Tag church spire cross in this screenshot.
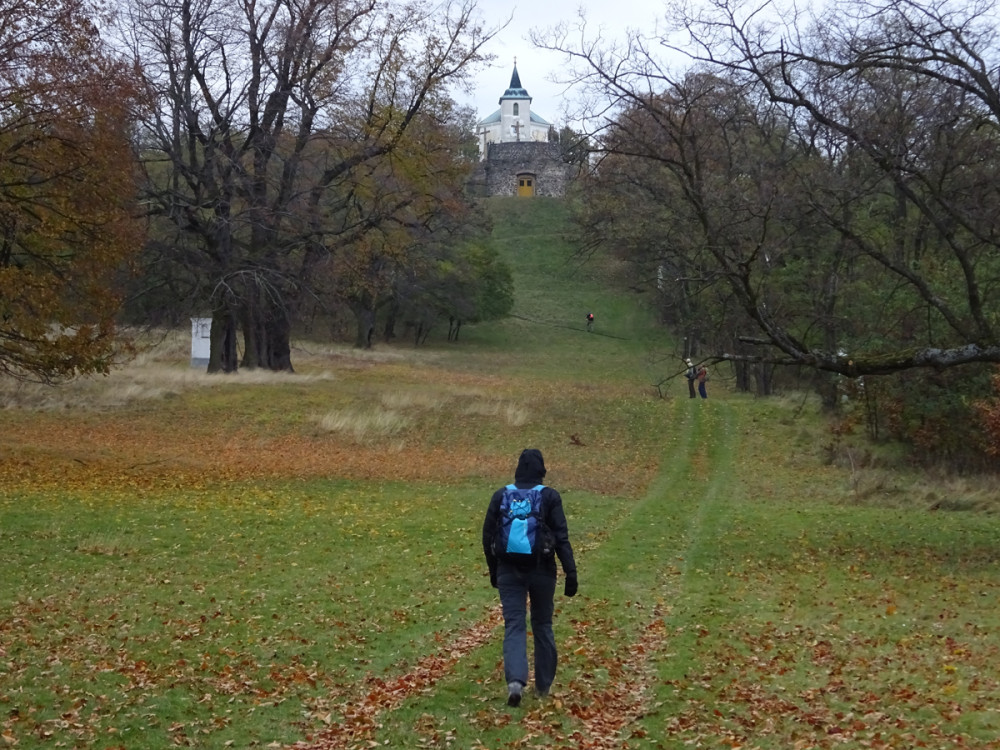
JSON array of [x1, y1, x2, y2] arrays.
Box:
[[509, 61, 523, 90]]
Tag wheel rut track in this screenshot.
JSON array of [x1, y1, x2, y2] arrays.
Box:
[[288, 401, 738, 749]]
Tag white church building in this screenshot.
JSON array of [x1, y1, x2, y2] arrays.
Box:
[[472, 64, 575, 197], [476, 63, 553, 158]]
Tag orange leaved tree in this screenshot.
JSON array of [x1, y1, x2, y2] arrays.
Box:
[[0, 0, 145, 382]]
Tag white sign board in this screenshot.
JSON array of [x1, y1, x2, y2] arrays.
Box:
[[190, 318, 211, 367]]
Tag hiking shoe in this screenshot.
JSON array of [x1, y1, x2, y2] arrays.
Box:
[[506, 681, 523, 707]]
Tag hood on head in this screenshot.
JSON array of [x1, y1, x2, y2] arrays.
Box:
[[514, 448, 547, 483]]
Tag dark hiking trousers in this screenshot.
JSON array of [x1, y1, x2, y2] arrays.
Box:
[[497, 563, 558, 694]]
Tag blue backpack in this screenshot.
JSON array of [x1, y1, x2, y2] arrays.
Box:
[[494, 484, 554, 561]]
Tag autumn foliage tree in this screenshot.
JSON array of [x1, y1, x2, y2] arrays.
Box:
[[974, 369, 1000, 458], [0, 0, 144, 382], [314, 100, 494, 348]]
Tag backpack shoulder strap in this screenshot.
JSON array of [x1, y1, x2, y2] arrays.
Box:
[[529, 485, 547, 515]]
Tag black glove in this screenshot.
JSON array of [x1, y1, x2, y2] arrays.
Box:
[[564, 574, 578, 598], [489, 567, 498, 589]]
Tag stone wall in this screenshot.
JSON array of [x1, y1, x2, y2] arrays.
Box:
[[483, 141, 573, 197]]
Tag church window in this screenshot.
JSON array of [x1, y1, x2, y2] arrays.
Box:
[[513, 103, 519, 116]]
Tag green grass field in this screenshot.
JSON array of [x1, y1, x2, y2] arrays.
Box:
[[3, 197, 1000, 749]]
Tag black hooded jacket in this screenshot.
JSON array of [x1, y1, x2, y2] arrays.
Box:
[[482, 449, 577, 579]]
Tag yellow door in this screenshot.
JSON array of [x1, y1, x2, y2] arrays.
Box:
[[517, 176, 535, 197]]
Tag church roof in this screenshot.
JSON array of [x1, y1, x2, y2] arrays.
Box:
[[477, 109, 551, 127], [475, 64, 553, 128], [500, 63, 531, 102]]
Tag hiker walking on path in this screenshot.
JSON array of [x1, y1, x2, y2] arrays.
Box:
[[586, 312, 594, 332], [482, 448, 578, 707], [697, 364, 709, 399]]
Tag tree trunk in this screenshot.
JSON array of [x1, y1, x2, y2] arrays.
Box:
[[753, 362, 774, 397], [733, 359, 751, 393], [240, 301, 262, 370], [382, 299, 399, 342], [208, 304, 239, 373], [353, 305, 376, 349], [265, 312, 294, 371]]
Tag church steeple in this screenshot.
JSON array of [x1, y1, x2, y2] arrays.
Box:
[[475, 60, 553, 159], [510, 64, 522, 90], [500, 62, 530, 104]]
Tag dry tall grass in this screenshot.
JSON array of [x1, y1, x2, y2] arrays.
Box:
[[0, 329, 421, 410]]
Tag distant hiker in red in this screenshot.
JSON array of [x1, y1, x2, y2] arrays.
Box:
[[586, 312, 594, 332], [697, 365, 708, 399], [483, 449, 577, 707]]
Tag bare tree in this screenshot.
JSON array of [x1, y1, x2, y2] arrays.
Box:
[[537, 0, 1000, 377], [121, 0, 499, 370]]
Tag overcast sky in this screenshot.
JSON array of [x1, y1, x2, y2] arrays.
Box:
[[457, 0, 673, 127]]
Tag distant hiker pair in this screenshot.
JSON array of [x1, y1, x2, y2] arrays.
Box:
[[685, 358, 708, 399]]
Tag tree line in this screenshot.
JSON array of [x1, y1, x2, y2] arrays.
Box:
[[1, 0, 514, 379], [4, 0, 1000, 465], [533, 0, 1000, 468]]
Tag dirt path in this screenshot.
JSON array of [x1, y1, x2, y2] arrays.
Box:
[[288, 607, 503, 750], [549, 400, 738, 749], [280, 399, 738, 749]]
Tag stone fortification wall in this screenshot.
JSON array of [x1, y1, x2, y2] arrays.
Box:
[[484, 142, 572, 197]]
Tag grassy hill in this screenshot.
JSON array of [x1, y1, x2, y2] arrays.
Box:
[[440, 197, 665, 384], [2, 198, 1000, 749]]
